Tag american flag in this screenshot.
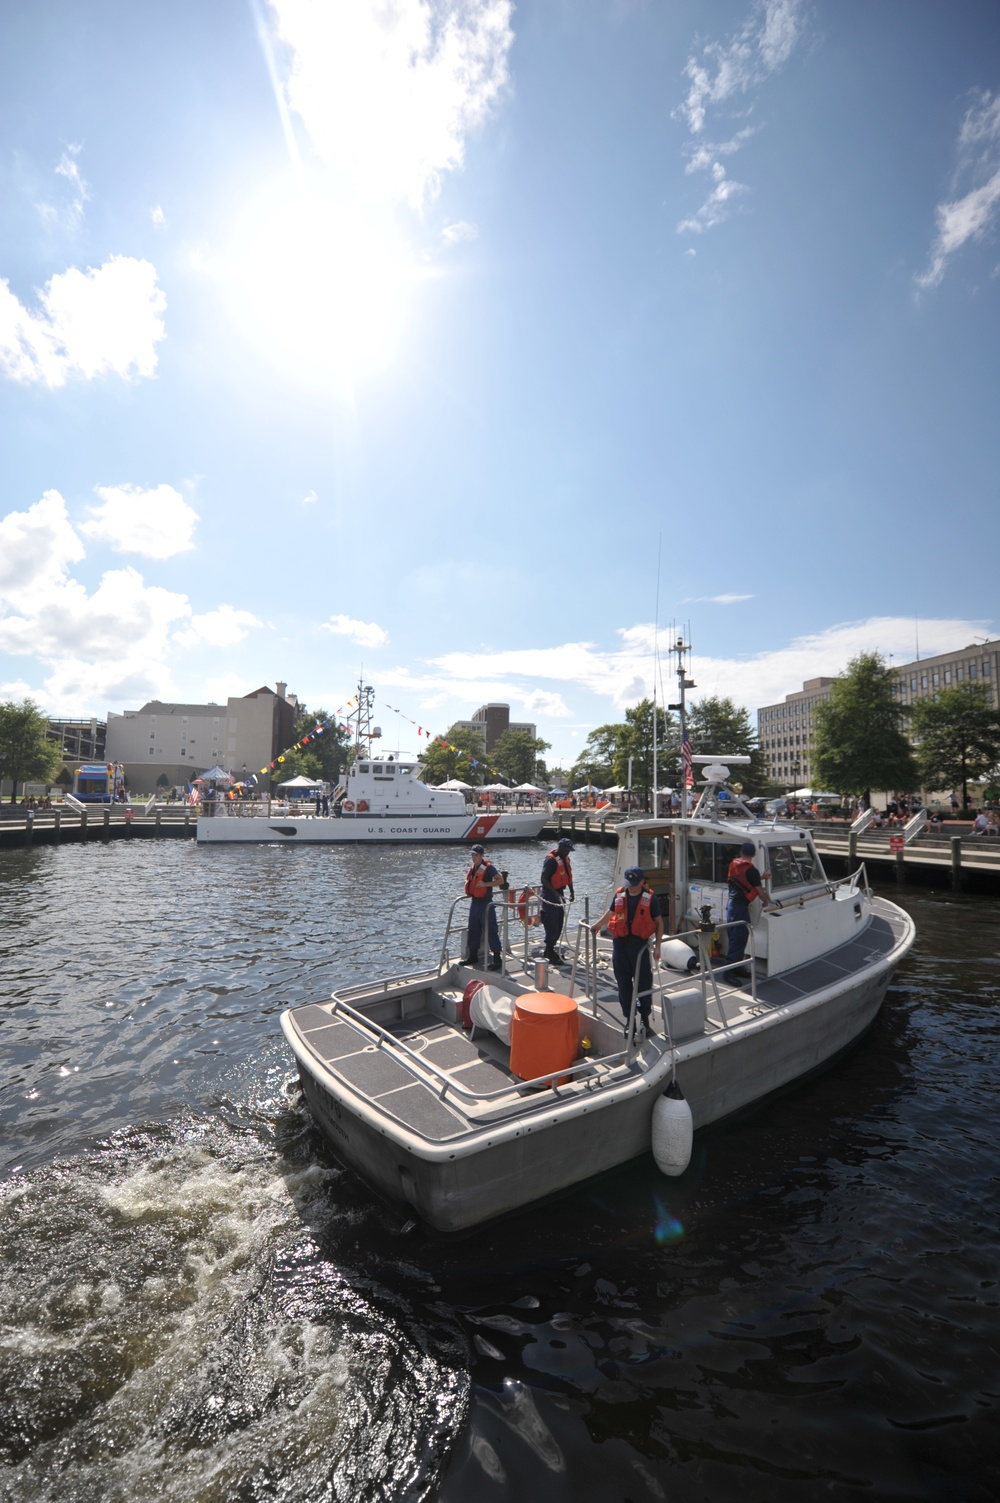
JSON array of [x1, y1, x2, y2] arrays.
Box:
[[682, 733, 693, 788]]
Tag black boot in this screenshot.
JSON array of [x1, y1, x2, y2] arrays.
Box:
[[487, 955, 503, 972]]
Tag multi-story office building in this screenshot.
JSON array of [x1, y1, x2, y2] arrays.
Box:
[[758, 637, 1000, 788], [450, 703, 537, 754], [757, 678, 837, 787], [106, 682, 298, 792], [891, 638, 998, 708]]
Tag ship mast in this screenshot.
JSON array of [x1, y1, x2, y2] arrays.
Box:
[[668, 634, 696, 816], [351, 680, 379, 759]]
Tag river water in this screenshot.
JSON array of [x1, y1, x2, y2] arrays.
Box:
[[1, 839, 998, 1502]]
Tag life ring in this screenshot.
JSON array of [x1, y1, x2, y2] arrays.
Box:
[[343, 800, 355, 812], [517, 887, 539, 925], [357, 799, 369, 813]]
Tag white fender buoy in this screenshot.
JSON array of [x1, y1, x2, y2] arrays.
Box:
[[652, 1081, 693, 1176], [662, 938, 698, 973]]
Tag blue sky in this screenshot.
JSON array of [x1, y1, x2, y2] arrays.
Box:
[[1, 0, 997, 767]]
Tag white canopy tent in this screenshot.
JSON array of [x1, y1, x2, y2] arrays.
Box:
[[437, 778, 472, 791], [513, 782, 545, 794], [278, 775, 325, 789]]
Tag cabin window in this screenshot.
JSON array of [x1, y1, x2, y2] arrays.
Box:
[[686, 840, 716, 882], [768, 842, 824, 889], [687, 840, 746, 883], [359, 764, 369, 774], [372, 764, 383, 773], [638, 834, 666, 872]]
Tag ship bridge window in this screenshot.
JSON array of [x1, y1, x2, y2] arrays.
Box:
[[358, 764, 369, 774], [687, 840, 745, 883], [372, 764, 383, 773], [768, 842, 825, 890], [637, 833, 671, 898]]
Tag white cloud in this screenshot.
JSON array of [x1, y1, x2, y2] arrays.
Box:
[[0, 490, 86, 611], [520, 689, 571, 719], [678, 0, 803, 133], [697, 593, 754, 604], [0, 491, 256, 714], [174, 606, 261, 650], [324, 613, 389, 648], [269, 0, 514, 211], [677, 172, 749, 234], [377, 615, 993, 729], [302, 489, 318, 504], [675, 0, 803, 235], [0, 256, 166, 387], [151, 204, 166, 228], [80, 484, 199, 559], [441, 220, 478, 245], [36, 145, 90, 233], [918, 167, 1000, 290], [918, 90, 1000, 289]]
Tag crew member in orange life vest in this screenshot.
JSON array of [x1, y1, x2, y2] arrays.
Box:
[[591, 866, 664, 1034], [725, 840, 769, 968], [540, 837, 575, 964], [464, 843, 504, 971]]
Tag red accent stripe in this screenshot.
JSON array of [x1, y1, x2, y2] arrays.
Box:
[[464, 814, 499, 839]]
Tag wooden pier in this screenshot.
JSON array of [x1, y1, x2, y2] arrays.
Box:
[[0, 805, 197, 847]]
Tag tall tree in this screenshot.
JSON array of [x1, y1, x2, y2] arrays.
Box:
[[813, 652, 918, 802], [417, 726, 486, 785], [265, 706, 352, 787], [571, 700, 678, 801], [909, 682, 1000, 810], [570, 723, 623, 789], [0, 700, 62, 803], [492, 729, 550, 785], [687, 695, 770, 795]]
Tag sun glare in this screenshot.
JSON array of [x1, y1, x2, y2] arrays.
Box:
[[225, 179, 417, 397]]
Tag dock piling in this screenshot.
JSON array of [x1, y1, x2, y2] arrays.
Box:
[[951, 836, 963, 892]]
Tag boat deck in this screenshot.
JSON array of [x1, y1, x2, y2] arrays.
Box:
[[287, 900, 909, 1147]]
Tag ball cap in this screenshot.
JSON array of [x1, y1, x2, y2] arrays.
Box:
[[740, 841, 756, 855], [471, 843, 485, 854], [623, 866, 644, 883], [557, 837, 574, 850]]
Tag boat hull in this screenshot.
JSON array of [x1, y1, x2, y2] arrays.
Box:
[[290, 945, 900, 1232], [198, 811, 548, 844]]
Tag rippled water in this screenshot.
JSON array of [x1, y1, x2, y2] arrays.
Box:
[[1, 841, 998, 1501]]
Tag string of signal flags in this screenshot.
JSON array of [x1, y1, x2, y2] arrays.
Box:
[[233, 693, 510, 788]]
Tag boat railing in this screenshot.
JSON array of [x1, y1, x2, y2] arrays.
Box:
[[324, 993, 641, 1115], [437, 887, 570, 976]]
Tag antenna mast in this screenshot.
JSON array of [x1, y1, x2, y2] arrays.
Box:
[[668, 634, 696, 815], [352, 679, 378, 758]]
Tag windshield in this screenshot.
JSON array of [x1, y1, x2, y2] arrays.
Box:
[[767, 841, 825, 890]]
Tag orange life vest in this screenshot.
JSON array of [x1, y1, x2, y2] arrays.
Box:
[[465, 861, 492, 900], [727, 856, 760, 902], [546, 850, 573, 890], [608, 886, 656, 939]]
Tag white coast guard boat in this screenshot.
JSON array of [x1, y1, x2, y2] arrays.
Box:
[[196, 756, 547, 845], [280, 759, 915, 1231], [198, 684, 548, 845]]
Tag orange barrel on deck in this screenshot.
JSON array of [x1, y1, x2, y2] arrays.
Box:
[[509, 992, 579, 1087]]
